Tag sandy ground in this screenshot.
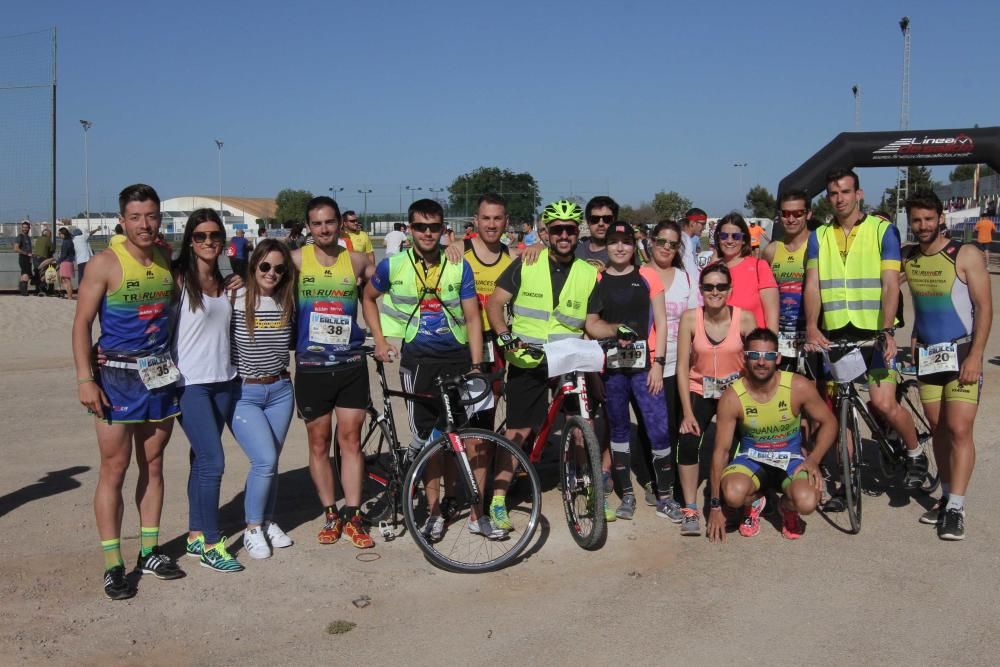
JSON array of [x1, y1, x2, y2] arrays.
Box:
[[1, 283, 1000, 667]]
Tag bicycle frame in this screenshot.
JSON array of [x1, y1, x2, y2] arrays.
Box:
[[529, 371, 592, 464]]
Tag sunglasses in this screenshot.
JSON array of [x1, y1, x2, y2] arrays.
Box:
[[653, 238, 681, 249], [548, 224, 579, 237], [700, 283, 731, 293], [588, 214, 614, 224], [745, 350, 779, 361], [192, 231, 225, 243], [781, 209, 807, 219], [718, 231, 744, 241], [258, 262, 287, 276], [411, 223, 443, 233]]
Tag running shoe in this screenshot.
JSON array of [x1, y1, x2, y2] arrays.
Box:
[[243, 527, 271, 560], [263, 521, 293, 548], [680, 508, 701, 536], [317, 510, 343, 544], [604, 496, 617, 523], [903, 453, 930, 490], [185, 534, 205, 559], [103, 565, 134, 601], [919, 497, 947, 525], [779, 503, 805, 540], [615, 493, 637, 520], [467, 515, 508, 540], [137, 546, 185, 579], [200, 539, 245, 573], [820, 492, 847, 513], [489, 498, 513, 531], [643, 482, 657, 507], [938, 508, 966, 541], [739, 496, 767, 538], [420, 514, 446, 542], [655, 497, 684, 523], [343, 513, 375, 549]]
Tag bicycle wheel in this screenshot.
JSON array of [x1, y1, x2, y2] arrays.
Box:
[[402, 428, 541, 573], [839, 399, 863, 534], [334, 418, 397, 524], [897, 379, 939, 494], [560, 416, 606, 550]]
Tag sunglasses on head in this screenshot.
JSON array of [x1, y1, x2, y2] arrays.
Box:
[[410, 223, 442, 233], [653, 238, 681, 249], [699, 282, 731, 293], [258, 261, 287, 275], [547, 224, 579, 237], [718, 231, 744, 241], [781, 209, 807, 219], [745, 350, 779, 361], [192, 231, 225, 243], [588, 214, 614, 224]]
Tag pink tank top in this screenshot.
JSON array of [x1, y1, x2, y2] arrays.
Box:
[[688, 306, 745, 398]]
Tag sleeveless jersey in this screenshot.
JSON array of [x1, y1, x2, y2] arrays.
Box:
[[689, 306, 745, 397], [295, 245, 365, 369], [903, 240, 974, 345], [98, 244, 174, 354], [463, 239, 511, 331], [733, 371, 802, 456], [770, 240, 806, 334]]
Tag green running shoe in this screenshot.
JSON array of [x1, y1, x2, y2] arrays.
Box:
[[604, 496, 617, 522], [199, 539, 245, 573], [185, 534, 205, 559], [490, 498, 513, 531]]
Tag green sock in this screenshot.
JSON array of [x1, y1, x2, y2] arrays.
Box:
[[491, 494, 505, 506], [102, 538, 123, 570], [140, 526, 159, 557]]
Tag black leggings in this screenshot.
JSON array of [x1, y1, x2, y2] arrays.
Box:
[[677, 392, 718, 466]]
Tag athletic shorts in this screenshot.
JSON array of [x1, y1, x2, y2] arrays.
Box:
[[722, 456, 808, 492], [294, 362, 369, 421], [975, 241, 989, 251], [399, 358, 489, 441], [18, 254, 32, 277], [505, 363, 604, 431], [95, 364, 180, 424], [918, 374, 982, 405]]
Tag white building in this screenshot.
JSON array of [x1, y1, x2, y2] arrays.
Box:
[[68, 196, 277, 239]]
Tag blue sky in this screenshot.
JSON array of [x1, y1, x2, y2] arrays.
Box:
[[3, 0, 998, 222]]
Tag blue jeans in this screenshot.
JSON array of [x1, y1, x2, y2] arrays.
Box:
[[230, 378, 294, 526], [179, 381, 236, 544]]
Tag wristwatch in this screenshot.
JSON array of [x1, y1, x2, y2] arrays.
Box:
[[709, 497, 721, 510], [653, 356, 666, 365]]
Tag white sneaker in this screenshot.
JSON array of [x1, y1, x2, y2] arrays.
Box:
[[420, 514, 446, 542], [264, 521, 293, 548], [467, 515, 508, 541], [243, 527, 271, 559]]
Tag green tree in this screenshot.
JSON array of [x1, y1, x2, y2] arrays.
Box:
[[274, 189, 314, 226], [811, 196, 834, 224], [949, 164, 995, 182], [744, 185, 776, 219], [882, 165, 939, 218], [651, 190, 692, 221], [448, 167, 541, 223], [619, 202, 658, 226]]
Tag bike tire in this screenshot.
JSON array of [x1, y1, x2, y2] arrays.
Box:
[[402, 428, 541, 573], [839, 399, 863, 534], [897, 378, 939, 494], [560, 416, 606, 550], [334, 418, 398, 525]]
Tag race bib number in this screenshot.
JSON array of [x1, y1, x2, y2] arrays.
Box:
[[918, 342, 959, 376], [309, 312, 351, 346], [778, 333, 798, 358], [606, 341, 647, 370], [703, 372, 740, 399], [136, 353, 179, 390], [746, 447, 796, 471]]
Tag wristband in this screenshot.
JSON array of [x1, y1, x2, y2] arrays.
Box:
[[78, 377, 96, 385], [471, 362, 487, 372], [653, 356, 666, 365]]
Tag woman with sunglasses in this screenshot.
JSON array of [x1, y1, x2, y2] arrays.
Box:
[[229, 240, 297, 559], [674, 263, 757, 536], [172, 209, 243, 572], [710, 213, 778, 332]]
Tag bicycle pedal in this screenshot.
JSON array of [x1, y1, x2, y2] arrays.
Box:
[[378, 521, 396, 541]]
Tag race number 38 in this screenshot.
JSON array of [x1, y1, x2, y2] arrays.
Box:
[[309, 312, 351, 346]]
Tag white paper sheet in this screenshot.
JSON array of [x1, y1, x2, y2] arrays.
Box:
[[542, 339, 605, 378]]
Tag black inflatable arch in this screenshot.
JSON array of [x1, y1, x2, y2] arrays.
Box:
[[777, 126, 1000, 200]]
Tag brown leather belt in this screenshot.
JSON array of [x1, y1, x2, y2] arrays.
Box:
[[241, 371, 290, 385]]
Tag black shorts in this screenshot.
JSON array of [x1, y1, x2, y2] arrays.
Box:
[[18, 255, 32, 277], [399, 358, 487, 441], [505, 364, 551, 430], [294, 362, 369, 421]]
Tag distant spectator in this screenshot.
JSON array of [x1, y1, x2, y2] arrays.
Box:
[[72, 224, 94, 283], [463, 223, 477, 240], [110, 223, 126, 247], [285, 223, 305, 249], [16, 220, 33, 296], [228, 228, 250, 278], [340, 210, 375, 263], [975, 215, 995, 266], [383, 222, 408, 256], [57, 227, 76, 299], [522, 222, 538, 246], [32, 228, 55, 295]]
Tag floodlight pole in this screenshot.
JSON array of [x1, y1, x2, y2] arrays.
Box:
[[358, 188, 372, 228], [80, 120, 93, 229], [734, 162, 748, 211], [215, 139, 224, 218]]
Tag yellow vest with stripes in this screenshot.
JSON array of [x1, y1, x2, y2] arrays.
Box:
[[816, 216, 887, 331], [378, 250, 468, 344]]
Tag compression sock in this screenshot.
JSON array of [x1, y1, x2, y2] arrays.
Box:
[[945, 495, 966, 513], [941, 483, 951, 498], [139, 526, 159, 557], [102, 538, 123, 570], [611, 446, 633, 496], [490, 494, 505, 508], [652, 455, 676, 498]]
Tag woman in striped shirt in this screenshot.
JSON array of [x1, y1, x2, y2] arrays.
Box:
[[230, 239, 298, 559]]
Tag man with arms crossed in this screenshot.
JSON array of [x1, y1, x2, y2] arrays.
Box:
[[72, 184, 184, 600], [903, 191, 992, 540]]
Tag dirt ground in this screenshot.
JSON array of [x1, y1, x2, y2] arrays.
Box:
[[1, 281, 999, 666]]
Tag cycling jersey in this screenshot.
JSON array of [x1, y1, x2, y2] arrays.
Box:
[[903, 240, 973, 346], [463, 238, 511, 332], [770, 240, 807, 335], [98, 243, 173, 355], [295, 246, 365, 369]]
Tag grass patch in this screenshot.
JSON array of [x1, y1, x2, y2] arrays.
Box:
[[326, 620, 356, 635]]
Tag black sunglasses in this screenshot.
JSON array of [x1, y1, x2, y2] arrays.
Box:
[[548, 224, 579, 237], [718, 231, 744, 241], [192, 231, 225, 243], [700, 283, 731, 293], [653, 238, 681, 249], [588, 214, 614, 224], [411, 223, 443, 233], [258, 262, 287, 276]]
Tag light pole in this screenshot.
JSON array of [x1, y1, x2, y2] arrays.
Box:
[[358, 188, 372, 229], [733, 162, 748, 211], [852, 84, 861, 129], [405, 185, 422, 204], [329, 186, 344, 202], [215, 139, 224, 218], [428, 187, 445, 212], [80, 120, 92, 229]]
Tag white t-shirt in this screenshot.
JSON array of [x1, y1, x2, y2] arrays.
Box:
[[384, 230, 407, 256], [660, 268, 700, 378], [173, 289, 237, 386], [73, 231, 93, 264], [681, 232, 702, 279]]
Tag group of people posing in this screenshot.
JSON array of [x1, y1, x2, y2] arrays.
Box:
[[72, 168, 991, 601]]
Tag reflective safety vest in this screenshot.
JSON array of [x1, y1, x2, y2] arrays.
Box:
[[816, 216, 888, 331], [378, 250, 468, 344], [508, 250, 598, 368]]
